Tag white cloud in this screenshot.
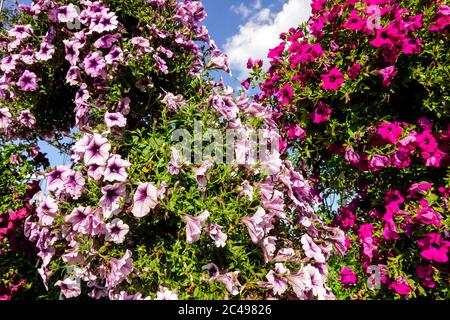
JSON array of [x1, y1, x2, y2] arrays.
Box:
[[230, 0, 264, 19], [224, 0, 312, 80]]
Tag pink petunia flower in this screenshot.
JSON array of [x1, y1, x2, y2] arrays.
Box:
[[310, 101, 332, 124], [83, 51, 107, 78], [265, 263, 289, 296], [192, 160, 213, 190], [56, 4, 79, 23], [104, 112, 127, 128], [84, 134, 111, 166], [18, 70, 38, 91], [155, 287, 178, 300], [416, 265, 435, 289], [131, 182, 159, 218], [343, 10, 366, 31], [161, 92, 186, 113], [181, 210, 210, 244], [389, 277, 413, 295], [100, 183, 125, 218], [105, 218, 129, 244], [19, 110, 36, 128], [207, 223, 227, 247], [301, 234, 326, 263], [55, 278, 81, 299]]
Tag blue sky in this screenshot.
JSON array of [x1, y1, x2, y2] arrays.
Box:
[[3, 0, 312, 166]]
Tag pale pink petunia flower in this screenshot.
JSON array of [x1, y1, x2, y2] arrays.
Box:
[[103, 155, 131, 182], [181, 210, 210, 244], [99, 183, 125, 218], [155, 286, 178, 300], [84, 134, 111, 166], [105, 112, 127, 128], [301, 234, 326, 263], [55, 277, 81, 299], [207, 223, 227, 247], [105, 218, 129, 244], [192, 160, 213, 190], [56, 4, 79, 23], [131, 182, 159, 218]]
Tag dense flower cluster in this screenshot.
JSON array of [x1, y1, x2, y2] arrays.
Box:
[[0, 0, 346, 300], [248, 0, 449, 299]]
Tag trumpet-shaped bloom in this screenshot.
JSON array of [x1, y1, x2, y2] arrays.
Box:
[[103, 155, 130, 182], [131, 182, 159, 218], [182, 210, 210, 244], [105, 218, 129, 244], [207, 223, 227, 247], [84, 134, 111, 166], [55, 278, 81, 299], [18, 70, 38, 91]]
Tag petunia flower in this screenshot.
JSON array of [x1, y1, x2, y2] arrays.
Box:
[[339, 267, 358, 287], [93, 34, 119, 49], [181, 210, 210, 244], [84, 51, 107, 78], [418, 233, 449, 263], [310, 101, 332, 124], [131, 182, 159, 218], [301, 234, 326, 263], [84, 134, 111, 166], [377, 66, 397, 87], [215, 271, 240, 296], [168, 147, 184, 175], [61, 169, 85, 199], [104, 112, 127, 128], [37, 196, 59, 226], [56, 4, 79, 23], [161, 92, 186, 113], [55, 277, 81, 299], [8, 24, 33, 40], [389, 277, 413, 295], [19, 110, 36, 128], [207, 223, 227, 247], [105, 46, 123, 64], [192, 160, 213, 190], [18, 70, 38, 91], [155, 287, 178, 300], [265, 263, 289, 296], [107, 250, 133, 287], [415, 130, 438, 153], [105, 218, 129, 244], [1, 55, 18, 73], [416, 265, 435, 289], [99, 183, 125, 218], [343, 10, 365, 31], [377, 122, 402, 144], [241, 207, 273, 244], [0, 107, 12, 129], [321, 68, 344, 90], [47, 165, 70, 193]]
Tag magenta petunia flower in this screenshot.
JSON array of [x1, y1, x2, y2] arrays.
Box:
[[416, 265, 435, 289], [83, 51, 107, 78], [339, 267, 358, 287], [377, 66, 397, 87], [423, 148, 446, 168], [418, 233, 450, 263], [402, 37, 423, 55], [415, 130, 438, 153], [105, 218, 129, 244], [321, 68, 344, 90], [207, 223, 227, 247], [181, 210, 209, 244], [84, 134, 111, 166], [55, 278, 81, 299], [131, 182, 159, 218], [389, 277, 413, 295], [369, 154, 390, 171], [310, 101, 332, 124], [342, 10, 365, 31], [377, 122, 403, 144], [18, 70, 38, 91], [301, 234, 326, 263], [99, 183, 125, 218], [346, 63, 361, 80]]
